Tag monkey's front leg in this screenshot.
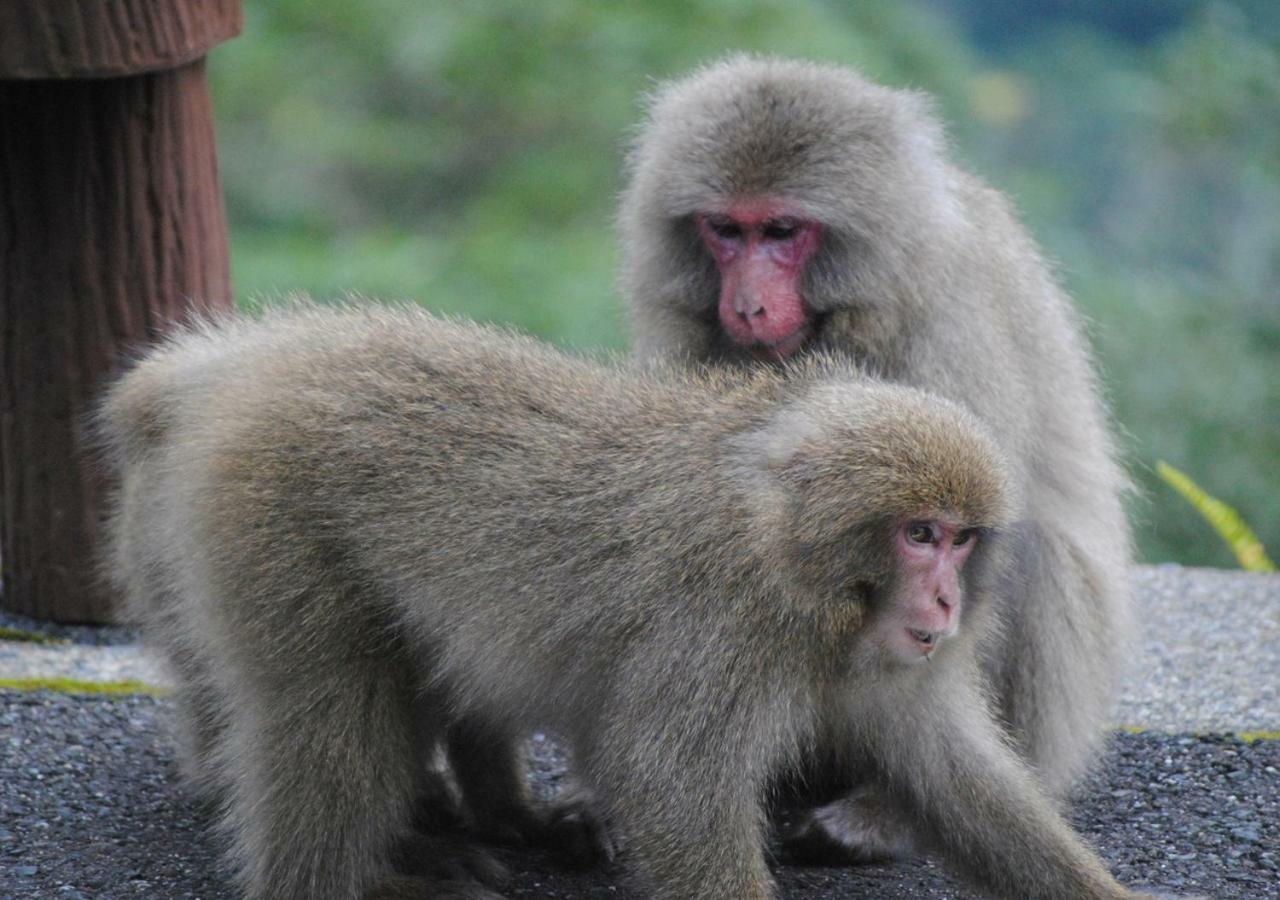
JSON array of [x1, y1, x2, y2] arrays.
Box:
[[590, 689, 787, 900], [861, 677, 1150, 900]]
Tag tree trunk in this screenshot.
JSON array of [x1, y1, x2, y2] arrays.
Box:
[[0, 1, 241, 622]]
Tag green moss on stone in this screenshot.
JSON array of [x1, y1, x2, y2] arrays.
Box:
[[0, 677, 166, 696], [0, 626, 68, 644]]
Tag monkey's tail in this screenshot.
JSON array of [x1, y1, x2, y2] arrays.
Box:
[[94, 360, 176, 467], [93, 305, 246, 466]]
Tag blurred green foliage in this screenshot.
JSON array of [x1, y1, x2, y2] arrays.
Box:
[[208, 0, 1279, 567]]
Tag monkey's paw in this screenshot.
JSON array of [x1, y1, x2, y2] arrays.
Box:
[[392, 832, 509, 888], [779, 785, 916, 866]]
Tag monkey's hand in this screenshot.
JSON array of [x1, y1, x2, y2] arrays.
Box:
[[779, 783, 915, 866]]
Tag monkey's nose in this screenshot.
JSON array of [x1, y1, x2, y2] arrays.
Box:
[[734, 294, 766, 318]]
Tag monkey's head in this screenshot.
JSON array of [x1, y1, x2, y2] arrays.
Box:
[[622, 54, 959, 366], [738, 376, 1010, 666]]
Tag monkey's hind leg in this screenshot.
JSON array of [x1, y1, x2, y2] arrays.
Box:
[[446, 717, 616, 867], [447, 715, 542, 845], [167, 671, 230, 802], [127, 573, 230, 801], [218, 655, 503, 900]]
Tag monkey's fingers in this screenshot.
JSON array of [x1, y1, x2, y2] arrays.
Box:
[[363, 874, 507, 900]]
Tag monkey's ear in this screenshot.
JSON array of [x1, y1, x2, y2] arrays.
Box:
[[727, 419, 814, 565], [740, 405, 825, 486], [725, 412, 820, 552]]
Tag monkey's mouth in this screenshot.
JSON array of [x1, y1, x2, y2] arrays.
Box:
[[745, 309, 830, 364], [907, 628, 938, 650], [749, 324, 812, 363]]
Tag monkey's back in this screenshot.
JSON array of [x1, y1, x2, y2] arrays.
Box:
[[100, 302, 800, 721]]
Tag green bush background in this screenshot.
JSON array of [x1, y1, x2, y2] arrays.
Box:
[[209, 0, 1279, 567]]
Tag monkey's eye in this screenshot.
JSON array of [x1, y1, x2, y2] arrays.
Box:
[[953, 529, 975, 546], [762, 219, 798, 240], [906, 521, 937, 545], [706, 216, 743, 240]]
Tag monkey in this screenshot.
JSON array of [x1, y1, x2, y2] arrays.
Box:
[[618, 54, 1134, 862], [95, 301, 1156, 900]]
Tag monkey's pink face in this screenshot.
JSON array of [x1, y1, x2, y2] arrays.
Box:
[[883, 518, 977, 664], [696, 200, 822, 362]]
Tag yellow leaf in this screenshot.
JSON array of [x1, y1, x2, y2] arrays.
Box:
[[1156, 461, 1276, 572]]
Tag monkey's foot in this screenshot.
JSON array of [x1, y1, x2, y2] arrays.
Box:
[[779, 786, 916, 866], [392, 832, 509, 888], [465, 788, 617, 870], [412, 769, 470, 834], [543, 793, 619, 868], [364, 874, 507, 900]]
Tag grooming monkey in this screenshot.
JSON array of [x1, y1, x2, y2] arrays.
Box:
[[619, 55, 1133, 860], [99, 303, 1153, 899]]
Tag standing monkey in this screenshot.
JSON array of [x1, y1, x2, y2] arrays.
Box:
[[98, 303, 1155, 899], [619, 55, 1133, 860]]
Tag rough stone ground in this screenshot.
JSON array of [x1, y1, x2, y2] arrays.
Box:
[[1, 565, 1277, 898]]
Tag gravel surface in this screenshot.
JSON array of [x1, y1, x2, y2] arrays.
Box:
[[1120, 566, 1278, 734], [1, 692, 1275, 899]]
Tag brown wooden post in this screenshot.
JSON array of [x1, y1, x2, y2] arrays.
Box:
[[0, 0, 242, 622]]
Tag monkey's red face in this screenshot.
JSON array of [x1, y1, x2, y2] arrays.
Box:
[[883, 517, 977, 664], [696, 200, 822, 362]]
